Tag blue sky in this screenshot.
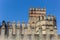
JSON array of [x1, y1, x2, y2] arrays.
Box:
[[0, 0, 60, 34]]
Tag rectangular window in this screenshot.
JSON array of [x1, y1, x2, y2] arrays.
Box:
[[39, 16, 40, 20], [42, 16, 44, 20]]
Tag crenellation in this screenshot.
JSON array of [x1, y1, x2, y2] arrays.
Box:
[[22, 21, 25, 34], [0, 8, 59, 40], [47, 15, 51, 20], [17, 21, 20, 29], [12, 21, 17, 36]]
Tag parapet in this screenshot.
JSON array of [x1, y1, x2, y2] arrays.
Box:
[[47, 15, 56, 21], [29, 8, 46, 12], [29, 8, 46, 17]]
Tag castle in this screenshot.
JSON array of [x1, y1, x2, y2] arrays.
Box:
[[0, 8, 60, 40]]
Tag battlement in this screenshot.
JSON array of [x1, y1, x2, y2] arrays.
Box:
[[0, 8, 59, 40], [29, 8, 46, 17], [47, 15, 56, 21], [29, 8, 46, 12]]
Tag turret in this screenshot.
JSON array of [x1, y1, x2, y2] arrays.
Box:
[[17, 21, 20, 29], [51, 16, 56, 26], [2, 20, 8, 35], [2, 20, 6, 28], [27, 23, 31, 34], [12, 21, 16, 36], [22, 21, 25, 34], [27, 23, 30, 31], [47, 15, 51, 20], [7, 21, 10, 29], [22, 21, 25, 29], [7, 21, 10, 36], [51, 16, 57, 35]]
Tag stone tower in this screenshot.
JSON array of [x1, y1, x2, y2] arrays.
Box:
[[29, 8, 57, 40]]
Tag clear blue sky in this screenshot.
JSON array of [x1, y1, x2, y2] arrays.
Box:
[[0, 0, 60, 34]]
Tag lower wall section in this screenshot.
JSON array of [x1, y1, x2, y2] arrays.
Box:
[[0, 34, 59, 40], [0, 29, 59, 40]]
